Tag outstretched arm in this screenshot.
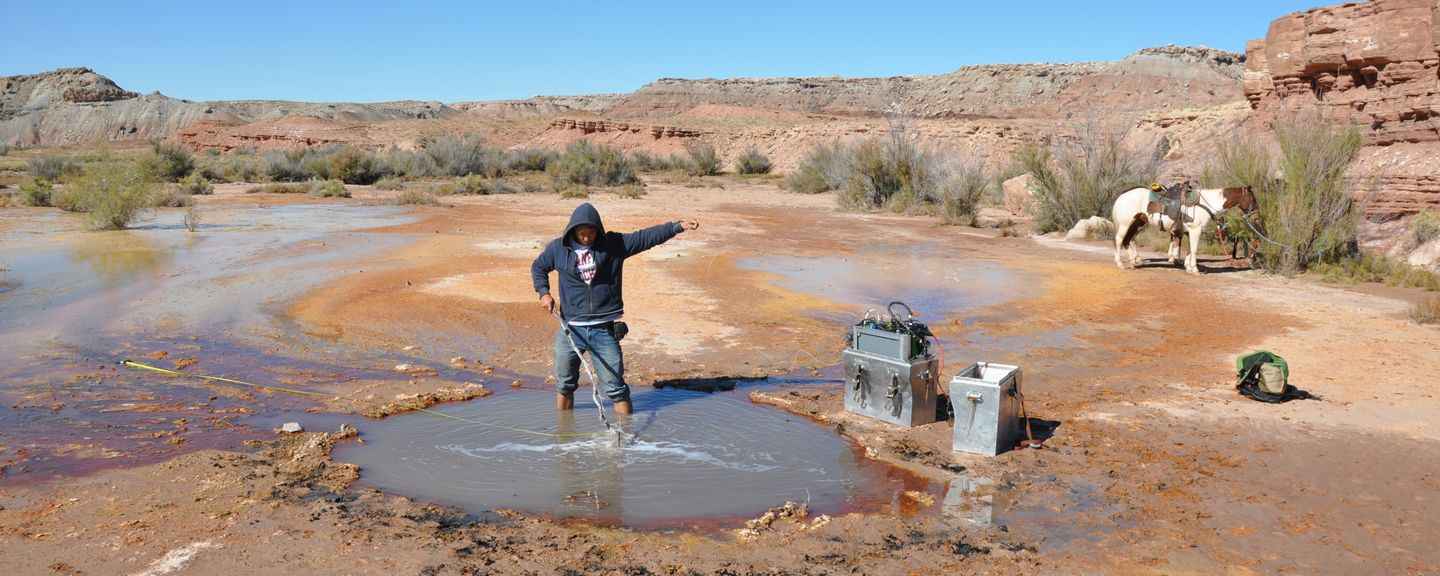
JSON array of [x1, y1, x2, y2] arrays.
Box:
[[620, 219, 699, 256]]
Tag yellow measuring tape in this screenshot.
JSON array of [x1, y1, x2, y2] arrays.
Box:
[[119, 360, 596, 439]]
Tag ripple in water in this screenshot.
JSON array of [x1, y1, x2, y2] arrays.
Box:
[[334, 388, 925, 527]]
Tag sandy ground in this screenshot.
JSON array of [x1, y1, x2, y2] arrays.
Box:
[[2, 177, 1439, 575]]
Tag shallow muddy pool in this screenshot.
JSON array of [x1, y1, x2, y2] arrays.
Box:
[[737, 248, 1035, 319], [0, 204, 426, 482], [333, 388, 932, 527]]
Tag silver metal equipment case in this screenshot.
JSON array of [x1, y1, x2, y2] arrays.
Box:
[[843, 348, 939, 427], [950, 362, 1021, 456]]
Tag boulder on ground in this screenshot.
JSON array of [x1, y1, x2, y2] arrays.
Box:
[[1002, 174, 1034, 216], [1066, 216, 1114, 241]]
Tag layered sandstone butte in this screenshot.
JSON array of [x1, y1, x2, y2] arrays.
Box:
[[607, 46, 1245, 121], [1245, 0, 1440, 218]]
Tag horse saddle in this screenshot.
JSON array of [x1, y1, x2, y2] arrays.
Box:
[[1146, 182, 1195, 228]]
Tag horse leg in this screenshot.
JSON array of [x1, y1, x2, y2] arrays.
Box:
[[1186, 226, 1201, 274], [1113, 222, 1127, 269], [1166, 231, 1180, 265]]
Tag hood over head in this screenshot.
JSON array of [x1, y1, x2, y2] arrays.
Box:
[[564, 202, 605, 242]]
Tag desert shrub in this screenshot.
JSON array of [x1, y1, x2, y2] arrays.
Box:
[[246, 182, 311, 194], [618, 183, 647, 199], [424, 133, 507, 177], [559, 184, 590, 199], [27, 156, 80, 181], [1016, 125, 1162, 234], [326, 145, 382, 184], [1410, 296, 1440, 324], [546, 140, 638, 187], [373, 176, 405, 191], [183, 205, 202, 232], [0, 144, 9, 156], [631, 150, 688, 172], [508, 147, 557, 172], [19, 177, 54, 207], [153, 188, 194, 208], [438, 175, 514, 195], [1313, 253, 1440, 290], [178, 172, 214, 195], [686, 144, 722, 176], [141, 139, 196, 182], [309, 179, 350, 198], [1412, 209, 1439, 248], [391, 188, 438, 205], [1236, 115, 1369, 274], [937, 156, 993, 226], [837, 130, 943, 210], [203, 152, 264, 183], [783, 140, 847, 194], [265, 149, 311, 182], [734, 147, 772, 175], [55, 157, 157, 230]]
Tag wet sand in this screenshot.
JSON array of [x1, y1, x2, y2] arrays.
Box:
[[2, 179, 1438, 574]]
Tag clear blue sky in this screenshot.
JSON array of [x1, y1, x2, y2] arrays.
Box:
[[9, 0, 1325, 103]]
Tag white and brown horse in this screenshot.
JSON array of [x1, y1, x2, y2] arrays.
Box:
[[1111, 185, 1257, 274]]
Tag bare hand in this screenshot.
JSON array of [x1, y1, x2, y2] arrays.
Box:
[[680, 219, 699, 231], [539, 294, 555, 314]]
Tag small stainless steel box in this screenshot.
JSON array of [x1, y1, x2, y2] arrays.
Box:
[[949, 363, 1021, 456], [842, 349, 939, 428]]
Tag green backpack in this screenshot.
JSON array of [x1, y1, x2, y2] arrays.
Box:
[[1235, 351, 1314, 403]]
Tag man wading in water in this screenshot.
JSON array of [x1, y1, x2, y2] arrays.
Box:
[[532, 203, 699, 414]]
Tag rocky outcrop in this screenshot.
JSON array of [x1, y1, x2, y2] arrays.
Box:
[[1244, 0, 1440, 227], [0, 68, 458, 148], [605, 47, 1245, 121], [530, 119, 706, 157]]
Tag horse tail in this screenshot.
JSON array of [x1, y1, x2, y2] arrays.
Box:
[[1121, 214, 1148, 249]]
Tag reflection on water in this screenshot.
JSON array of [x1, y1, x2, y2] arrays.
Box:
[[944, 476, 1005, 526], [67, 232, 168, 288], [335, 388, 928, 527]]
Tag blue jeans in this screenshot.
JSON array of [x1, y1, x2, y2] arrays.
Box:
[[554, 323, 628, 402]]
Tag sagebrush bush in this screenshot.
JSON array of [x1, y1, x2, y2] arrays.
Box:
[[546, 140, 638, 187], [783, 140, 847, 194], [631, 151, 686, 172], [439, 175, 513, 195], [508, 147, 557, 172], [0, 144, 10, 156], [391, 188, 438, 205], [183, 205, 202, 232], [1412, 209, 1439, 248], [265, 149, 310, 182], [1017, 125, 1162, 234], [937, 156, 992, 226], [559, 184, 590, 199], [735, 147, 773, 175], [153, 188, 194, 208], [1410, 296, 1440, 324], [1314, 253, 1440, 290], [27, 156, 79, 181], [326, 145, 381, 184], [246, 182, 313, 194], [686, 144, 722, 176], [19, 177, 53, 207], [309, 179, 350, 198], [373, 176, 405, 191], [141, 139, 196, 182], [178, 172, 214, 195], [55, 157, 157, 230], [618, 183, 647, 199], [424, 133, 506, 178]]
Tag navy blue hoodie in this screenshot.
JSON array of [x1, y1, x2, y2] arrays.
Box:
[[531, 203, 684, 323]]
